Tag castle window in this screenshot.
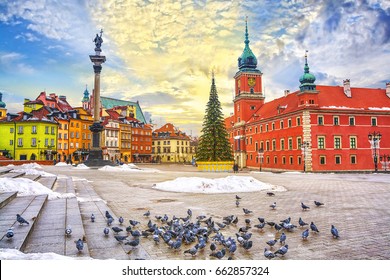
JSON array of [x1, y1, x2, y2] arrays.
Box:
[[318, 136, 325, 149], [334, 136, 342, 149], [371, 117, 377, 126], [296, 117, 301, 126], [320, 156, 326, 165], [288, 119, 292, 128], [349, 116, 355, 126], [333, 116, 339, 126], [318, 116, 324, 125], [250, 88, 254, 94], [349, 136, 357, 149], [335, 155, 341, 164], [350, 155, 357, 164]]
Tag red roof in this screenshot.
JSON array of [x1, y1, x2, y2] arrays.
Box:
[[244, 85, 389, 125]]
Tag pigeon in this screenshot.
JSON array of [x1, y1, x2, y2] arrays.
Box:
[[310, 222, 319, 233], [210, 242, 217, 252], [125, 238, 140, 247], [129, 220, 140, 227], [187, 209, 192, 217], [228, 242, 237, 254], [106, 217, 114, 226], [243, 208, 253, 215], [210, 248, 226, 259], [266, 192, 275, 196], [302, 229, 309, 240], [266, 239, 278, 247], [254, 222, 265, 231], [242, 240, 253, 250], [170, 238, 182, 250], [65, 226, 72, 237], [258, 217, 265, 223], [6, 228, 14, 239], [184, 245, 198, 257], [114, 235, 128, 242], [266, 221, 275, 227], [143, 210, 151, 217], [152, 233, 160, 244], [105, 210, 113, 220], [299, 217, 308, 227], [76, 238, 84, 252], [314, 201, 324, 207], [274, 244, 288, 256], [235, 195, 242, 200], [279, 232, 287, 244], [235, 200, 240, 207], [111, 226, 123, 234], [301, 202, 310, 211], [130, 230, 141, 238], [103, 227, 110, 236], [274, 223, 282, 231], [118, 216, 124, 225], [280, 217, 291, 224], [232, 216, 239, 225], [264, 248, 276, 259], [16, 214, 29, 225], [91, 213, 95, 222], [270, 202, 276, 210], [331, 225, 339, 238]]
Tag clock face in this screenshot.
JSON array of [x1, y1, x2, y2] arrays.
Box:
[[248, 77, 256, 87]]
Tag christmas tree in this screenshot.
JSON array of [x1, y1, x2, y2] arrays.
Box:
[[196, 73, 233, 161]]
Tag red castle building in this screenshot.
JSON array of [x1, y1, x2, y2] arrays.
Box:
[[226, 22, 390, 172]]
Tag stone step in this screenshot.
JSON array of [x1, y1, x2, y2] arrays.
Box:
[[23, 197, 90, 258], [0, 194, 48, 251], [0, 166, 12, 175], [36, 176, 57, 190], [0, 172, 25, 178], [0, 192, 18, 209], [23, 176, 90, 258], [21, 174, 41, 181]]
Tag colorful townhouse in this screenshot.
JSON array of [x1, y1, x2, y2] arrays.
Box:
[[152, 123, 194, 163], [0, 107, 58, 161]]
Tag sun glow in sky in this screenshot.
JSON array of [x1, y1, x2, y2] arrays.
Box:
[[0, 0, 389, 136]]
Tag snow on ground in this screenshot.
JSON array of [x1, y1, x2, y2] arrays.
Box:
[[0, 178, 75, 200], [73, 163, 90, 169], [98, 164, 160, 173], [0, 248, 92, 260], [8, 163, 55, 177], [153, 175, 285, 193]]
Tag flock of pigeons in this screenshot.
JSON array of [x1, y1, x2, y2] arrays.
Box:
[[9, 193, 340, 260]]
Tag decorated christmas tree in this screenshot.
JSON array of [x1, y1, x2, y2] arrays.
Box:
[[196, 73, 233, 162]]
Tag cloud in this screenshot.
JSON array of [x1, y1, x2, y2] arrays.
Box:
[[0, 52, 35, 74]]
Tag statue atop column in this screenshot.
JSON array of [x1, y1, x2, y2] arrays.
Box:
[[93, 29, 103, 53]]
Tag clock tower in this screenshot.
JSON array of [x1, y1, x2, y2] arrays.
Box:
[[233, 18, 264, 124]]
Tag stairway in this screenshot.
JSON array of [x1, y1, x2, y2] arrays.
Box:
[[0, 167, 149, 260]]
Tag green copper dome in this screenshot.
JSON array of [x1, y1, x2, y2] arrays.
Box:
[[0, 92, 6, 108], [238, 19, 258, 71], [82, 87, 90, 102], [299, 52, 316, 91]]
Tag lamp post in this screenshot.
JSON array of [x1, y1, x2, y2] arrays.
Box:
[[301, 141, 310, 173], [380, 154, 390, 171], [258, 148, 264, 172], [368, 131, 381, 172]]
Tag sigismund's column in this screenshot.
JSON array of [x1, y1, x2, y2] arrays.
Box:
[[85, 29, 111, 167]]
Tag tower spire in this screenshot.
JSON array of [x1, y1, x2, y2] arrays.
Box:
[[299, 50, 316, 91], [238, 17, 258, 71]]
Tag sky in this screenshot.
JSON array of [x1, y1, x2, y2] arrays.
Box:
[[0, 0, 389, 136]]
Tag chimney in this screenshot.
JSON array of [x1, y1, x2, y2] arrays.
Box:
[[386, 82, 390, 98], [284, 90, 290, 97], [49, 93, 56, 99], [343, 79, 351, 98], [59, 95, 67, 101]]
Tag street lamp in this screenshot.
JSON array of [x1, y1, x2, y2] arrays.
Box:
[[368, 131, 381, 172], [380, 154, 390, 171], [258, 148, 264, 172], [301, 141, 310, 173]]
